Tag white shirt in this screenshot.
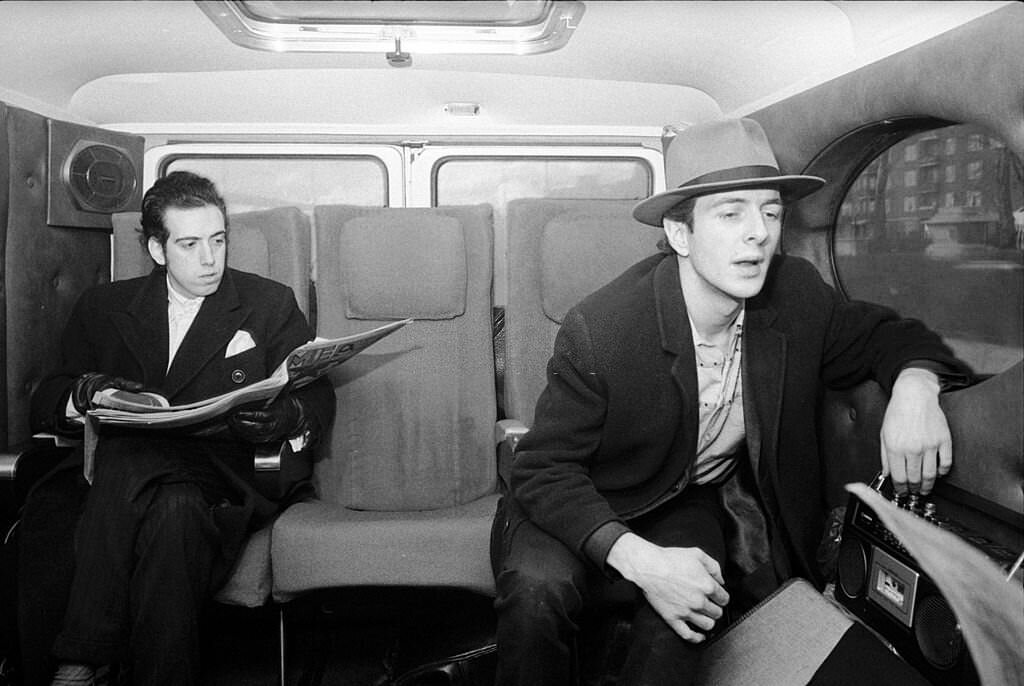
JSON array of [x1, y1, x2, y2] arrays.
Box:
[[166, 279, 205, 370]]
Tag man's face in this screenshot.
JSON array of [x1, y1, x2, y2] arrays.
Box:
[[665, 188, 782, 304], [147, 205, 227, 299]]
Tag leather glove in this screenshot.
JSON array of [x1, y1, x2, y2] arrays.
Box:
[[226, 394, 305, 444], [70, 372, 146, 414]]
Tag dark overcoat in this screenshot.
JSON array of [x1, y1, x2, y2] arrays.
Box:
[[508, 252, 964, 586], [32, 266, 333, 444], [18, 267, 335, 684]]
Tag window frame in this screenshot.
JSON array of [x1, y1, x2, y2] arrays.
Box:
[[408, 144, 663, 304], [144, 143, 405, 207]]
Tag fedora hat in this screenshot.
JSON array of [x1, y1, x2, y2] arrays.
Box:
[[633, 118, 825, 226]]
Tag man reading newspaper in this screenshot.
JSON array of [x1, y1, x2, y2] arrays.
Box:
[[20, 172, 336, 686]]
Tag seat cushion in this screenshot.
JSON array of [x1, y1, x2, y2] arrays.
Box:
[[270, 493, 500, 599], [213, 524, 273, 608]]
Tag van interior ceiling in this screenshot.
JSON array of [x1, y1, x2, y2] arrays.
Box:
[[0, 1, 1015, 134]]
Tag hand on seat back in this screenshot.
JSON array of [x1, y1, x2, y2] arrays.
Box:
[[227, 394, 305, 444], [70, 372, 145, 413]]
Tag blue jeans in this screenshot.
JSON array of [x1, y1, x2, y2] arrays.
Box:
[[491, 485, 727, 686]]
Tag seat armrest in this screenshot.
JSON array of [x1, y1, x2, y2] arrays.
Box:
[[495, 419, 529, 492], [1, 437, 76, 518], [0, 452, 17, 481], [254, 445, 282, 473], [495, 418, 529, 451], [1, 435, 69, 481]]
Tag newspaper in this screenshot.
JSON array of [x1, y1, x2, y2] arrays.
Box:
[[87, 318, 410, 429]]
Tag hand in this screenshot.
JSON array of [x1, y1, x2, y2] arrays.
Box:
[[880, 368, 952, 495], [70, 372, 145, 413], [227, 395, 304, 444], [606, 533, 729, 643]]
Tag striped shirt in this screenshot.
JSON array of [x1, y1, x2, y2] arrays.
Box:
[[691, 309, 745, 484]]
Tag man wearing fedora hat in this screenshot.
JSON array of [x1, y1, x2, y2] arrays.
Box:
[[490, 118, 968, 685]]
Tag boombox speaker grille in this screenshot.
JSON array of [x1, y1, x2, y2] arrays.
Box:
[[837, 537, 868, 598], [914, 594, 964, 669]]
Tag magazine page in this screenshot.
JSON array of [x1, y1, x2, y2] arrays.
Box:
[[90, 388, 171, 412], [88, 318, 410, 429], [285, 318, 411, 390]]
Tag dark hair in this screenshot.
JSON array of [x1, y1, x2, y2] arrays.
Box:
[[139, 171, 229, 249], [657, 195, 697, 254]]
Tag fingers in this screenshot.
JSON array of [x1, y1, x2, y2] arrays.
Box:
[[232, 409, 274, 423], [658, 598, 720, 643], [883, 440, 952, 495], [659, 576, 729, 643], [937, 436, 953, 476], [668, 618, 708, 644], [699, 551, 725, 585], [112, 377, 146, 392]]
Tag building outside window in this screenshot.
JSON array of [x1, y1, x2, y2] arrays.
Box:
[[834, 123, 1023, 374]]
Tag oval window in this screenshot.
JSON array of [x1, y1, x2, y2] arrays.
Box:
[[834, 124, 1024, 375]]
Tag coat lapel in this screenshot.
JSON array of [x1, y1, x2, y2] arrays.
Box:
[[743, 297, 786, 487], [653, 257, 699, 459], [112, 269, 170, 387], [163, 270, 251, 399]]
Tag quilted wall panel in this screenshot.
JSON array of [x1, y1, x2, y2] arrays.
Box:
[[3, 106, 111, 448]]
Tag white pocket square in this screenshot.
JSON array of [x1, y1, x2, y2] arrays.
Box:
[[225, 330, 256, 357]]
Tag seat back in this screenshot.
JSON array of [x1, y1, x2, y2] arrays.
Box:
[[504, 198, 663, 425], [111, 206, 312, 317], [313, 204, 496, 511]]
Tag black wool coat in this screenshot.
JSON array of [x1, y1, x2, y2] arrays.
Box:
[[31, 266, 335, 505], [508, 252, 965, 586]]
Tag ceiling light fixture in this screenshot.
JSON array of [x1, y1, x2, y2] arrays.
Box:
[[197, 1, 585, 58]]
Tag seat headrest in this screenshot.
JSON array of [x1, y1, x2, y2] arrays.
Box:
[[540, 211, 662, 323], [337, 213, 468, 320]]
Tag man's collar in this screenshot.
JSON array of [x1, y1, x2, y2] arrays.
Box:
[[689, 308, 745, 348], [166, 276, 205, 310]]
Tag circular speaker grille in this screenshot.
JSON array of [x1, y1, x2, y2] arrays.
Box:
[[65, 144, 137, 213], [915, 594, 963, 669], [837, 538, 868, 598]]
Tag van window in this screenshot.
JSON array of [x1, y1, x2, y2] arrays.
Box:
[[433, 157, 651, 205], [164, 156, 390, 213], [430, 154, 654, 303], [834, 123, 1024, 374]]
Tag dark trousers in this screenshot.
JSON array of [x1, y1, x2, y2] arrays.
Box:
[[19, 435, 259, 686], [491, 486, 727, 686]]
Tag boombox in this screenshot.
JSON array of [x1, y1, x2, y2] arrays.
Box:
[[835, 474, 1022, 685]]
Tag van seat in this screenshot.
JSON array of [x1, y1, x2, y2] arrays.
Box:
[[504, 198, 663, 425], [272, 204, 498, 599]]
